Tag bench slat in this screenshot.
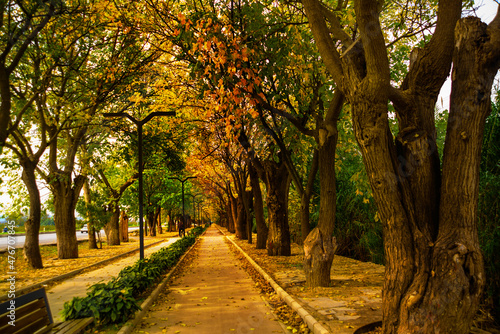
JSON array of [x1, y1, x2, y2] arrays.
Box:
[[0, 288, 93, 334], [52, 318, 94, 334]]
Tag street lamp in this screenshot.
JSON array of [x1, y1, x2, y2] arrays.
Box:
[[104, 110, 175, 259], [169, 176, 197, 233]]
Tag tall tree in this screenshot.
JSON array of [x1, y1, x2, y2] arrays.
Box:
[[0, 0, 64, 149], [36, 0, 160, 259], [301, 0, 500, 331]]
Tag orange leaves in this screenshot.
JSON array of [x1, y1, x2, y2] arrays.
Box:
[[178, 13, 186, 25]]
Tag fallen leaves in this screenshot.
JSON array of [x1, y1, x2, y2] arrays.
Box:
[[0, 233, 179, 295]]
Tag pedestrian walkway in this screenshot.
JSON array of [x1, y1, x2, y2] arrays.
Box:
[[46, 237, 179, 322], [133, 226, 285, 334]]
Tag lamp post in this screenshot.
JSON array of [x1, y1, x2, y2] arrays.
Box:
[[104, 111, 175, 259], [169, 177, 197, 231]]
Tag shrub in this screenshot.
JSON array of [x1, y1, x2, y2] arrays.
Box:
[[62, 227, 206, 326]]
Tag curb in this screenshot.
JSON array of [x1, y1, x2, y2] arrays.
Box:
[[0, 239, 167, 303], [218, 226, 330, 334], [117, 229, 207, 334]]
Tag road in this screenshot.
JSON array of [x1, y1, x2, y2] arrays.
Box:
[[0, 227, 140, 252]]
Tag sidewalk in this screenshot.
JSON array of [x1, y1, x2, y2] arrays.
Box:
[[132, 226, 286, 334], [46, 237, 179, 322]]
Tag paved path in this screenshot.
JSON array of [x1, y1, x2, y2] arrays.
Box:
[[47, 238, 179, 322], [134, 226, 285, 334]]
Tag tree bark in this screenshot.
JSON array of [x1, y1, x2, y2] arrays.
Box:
[[228, 190, 237, 233], [155, 206, 162, 234], [52, 174, 86, 259], [120, 210, 129, 242], [304, 104, 341, 285], [235, 194, 247, 239], [105, 203, 121, 246], [301, 0, 500, 331], [147, 210, 156, 236], [244, 189, 253, 244], [167, 209, 175, 232], [264, 159, 291, 256], [20, 161, 43, 268], [248, 160, 267, 249], [83, 179, 98, 249]]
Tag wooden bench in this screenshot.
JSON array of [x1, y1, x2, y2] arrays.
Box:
[[0, 288, 93, 334]]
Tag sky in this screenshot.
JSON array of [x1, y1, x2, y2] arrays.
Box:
[[1, 1, 499, 213]]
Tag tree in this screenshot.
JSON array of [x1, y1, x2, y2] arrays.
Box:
[[35, 0, 161, 259], [301, 0, 500, 331], [1, 1, 86, 267], [0, 0, 64, 149]]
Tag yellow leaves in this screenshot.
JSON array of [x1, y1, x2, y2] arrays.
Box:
[[355, 189, 363, 196], [204, 40, 212, 51]]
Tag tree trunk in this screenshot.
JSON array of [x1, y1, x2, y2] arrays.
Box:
[[244, 190, 253, 244], [168, 209, 175, 232], [300, 149, 318, 245], [304, 123, 339, 286], [147, 210, 156, 237], [264, 159, 291, 256], [397, 17, 496, 333], [20, 161, 43, 269], [156, 206, 162, 234], [235, 195, 247, 239], [105, 203, 121, 246], [52, 175, 86, 259], [249, 161, 267, 249], [120, 211, 129, 242], [83, 179, 98, 249]]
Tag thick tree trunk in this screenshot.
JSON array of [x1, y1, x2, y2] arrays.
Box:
[[147, 210, 156, 237], [235, 195, 247, 239], [167, 209, 175, 232], [120, 211, 129, 242], [105, 203, 121, 246], [52, 175, 86, 259], [249, 162, 267, 249], [397, 17, 497, 333], [350, 15, 498, 334], [264, 160, 291, 256], [21, 162, 43, 269], [304, 124, 339, 286]]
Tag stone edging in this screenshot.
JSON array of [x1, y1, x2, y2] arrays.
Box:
[[117, 230, 207, 334], [218, 226, 330, 334], [0, 239, 166, 303]]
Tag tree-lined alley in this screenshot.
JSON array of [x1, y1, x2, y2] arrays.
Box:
[[1, 1, 499, 333]]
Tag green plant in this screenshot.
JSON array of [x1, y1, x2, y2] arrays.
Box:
[[62, 283, 140, 325], [478, 90, 500, 322], [62, 226, 206, 327]]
